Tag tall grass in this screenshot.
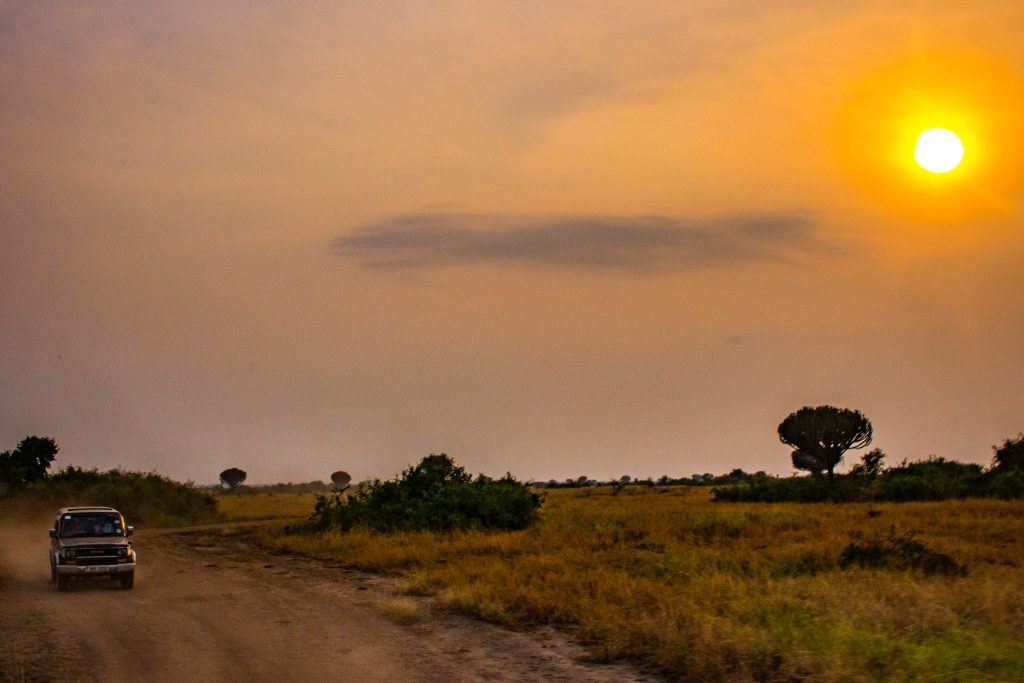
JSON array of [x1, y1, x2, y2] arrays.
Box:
[[265, 488, 1023, 681], [216, 491, 321, 521]]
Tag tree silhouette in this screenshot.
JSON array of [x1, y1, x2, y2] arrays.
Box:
[[330, 470, 352, 491], [0, 435, 59, 487], [778, 406, 872, 481], [992, 434, 1024, 472], [850, 448, 886, 479], [219, 467, 247, 489], [611, 475, 631, 495]]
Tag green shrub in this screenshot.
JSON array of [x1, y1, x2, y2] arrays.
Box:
[[1, 466, 220, 527], [876, 458, 985, 501], [714, 455, 1021, 503], [839, 527, 966, 576], [840, 528, 930, 569], [712, 475, 862, 503], [985, 470, 1024, 499], [299, 454, 542, 533]]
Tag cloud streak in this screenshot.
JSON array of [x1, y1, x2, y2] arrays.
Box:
[[333, 211, 829, 273]]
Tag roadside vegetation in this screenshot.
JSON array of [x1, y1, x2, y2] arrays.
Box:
[[295, 454, 542, 533], [266, 486, 1023, 681], [0, 436, 220, 527]]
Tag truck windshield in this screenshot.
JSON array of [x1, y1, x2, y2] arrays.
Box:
[[61, 514, 124, 538]]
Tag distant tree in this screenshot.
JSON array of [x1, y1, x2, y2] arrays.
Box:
[[219, 467, 247, 489], [611, 475, 631, 495], [778, 405, 873, 482], [992, 434, 1024, 472], [726, 468, 748, 482], [850, 449, 886, 479], [576, 475, 588, 487], [0, 436, 59, 488], [330, 470, 352, 491]]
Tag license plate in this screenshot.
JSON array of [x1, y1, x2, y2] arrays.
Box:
[[83, 566, 107, 572]]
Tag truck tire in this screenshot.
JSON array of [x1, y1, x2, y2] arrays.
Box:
[[56, 573, 69, 591], [120, 572, 134, 590]]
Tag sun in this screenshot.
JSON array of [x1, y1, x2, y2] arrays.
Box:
[[914, 128, 964, 173]]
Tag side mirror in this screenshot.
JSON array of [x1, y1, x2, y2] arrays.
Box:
[[126, 526, 134, 537], [49, 528, 57, 539]]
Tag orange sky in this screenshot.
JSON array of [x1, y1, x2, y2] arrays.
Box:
[[2, 1, 1022, 483]]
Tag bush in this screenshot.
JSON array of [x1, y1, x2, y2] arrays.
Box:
[[299, 454, 542, 533], [840, 527, 966, 576], [714, 455, 1020, 503], [985, 470, 1024, 499], [875, 458, 985, 501], [0, 466, 221, 527], [840, 527, 930, 569], [712, 474, 863, 503]]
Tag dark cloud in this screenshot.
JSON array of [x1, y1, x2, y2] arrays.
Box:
[[332, 211, 829, 273]]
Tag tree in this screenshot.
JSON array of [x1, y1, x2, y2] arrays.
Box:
[[0, 435, 59, 488], [330, 470, 352, 491], [849, 448, 886, 479], [991, 434, 1024, 472], [778, 405, 873, 481], [219, 467, 247, 489], [611, 475, 631, 495]]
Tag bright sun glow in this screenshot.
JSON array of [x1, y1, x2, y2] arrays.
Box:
[[914, 128, 965, 173]]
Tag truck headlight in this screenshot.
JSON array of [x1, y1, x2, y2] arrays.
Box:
[[117, 548, 127, 558], [64, 549, 76, 559]]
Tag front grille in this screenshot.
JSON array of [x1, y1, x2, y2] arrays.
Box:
[[70, 545, 120, 564]]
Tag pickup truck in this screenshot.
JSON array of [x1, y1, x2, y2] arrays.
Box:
[[49, 506, 136, 590]]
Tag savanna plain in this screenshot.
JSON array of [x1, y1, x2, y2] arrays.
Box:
[[240, 487, 1024, 682]]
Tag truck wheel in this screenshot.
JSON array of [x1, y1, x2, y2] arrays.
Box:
[[56, 573, 69, 591], [51, 563, 56, 584], [120, 572, 134, 590]]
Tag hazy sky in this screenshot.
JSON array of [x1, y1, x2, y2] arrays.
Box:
[[2, 1, 1022, 484]]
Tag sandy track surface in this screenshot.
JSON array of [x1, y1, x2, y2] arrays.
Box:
[[0, 523, 662, 682]]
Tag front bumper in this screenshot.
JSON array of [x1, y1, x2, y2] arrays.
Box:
[[56, 562, 135, 576]]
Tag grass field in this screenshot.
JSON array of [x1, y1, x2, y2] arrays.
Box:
[[216, 492, 321, 522], [254, 487, 1023, 681]]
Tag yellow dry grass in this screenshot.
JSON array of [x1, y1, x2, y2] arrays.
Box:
[[377, 596, 429, 625], [216, 492, 321, 522], [260, 487, 1024, 681]]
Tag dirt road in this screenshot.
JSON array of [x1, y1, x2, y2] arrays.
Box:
[[0, 523, 661, 682]]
